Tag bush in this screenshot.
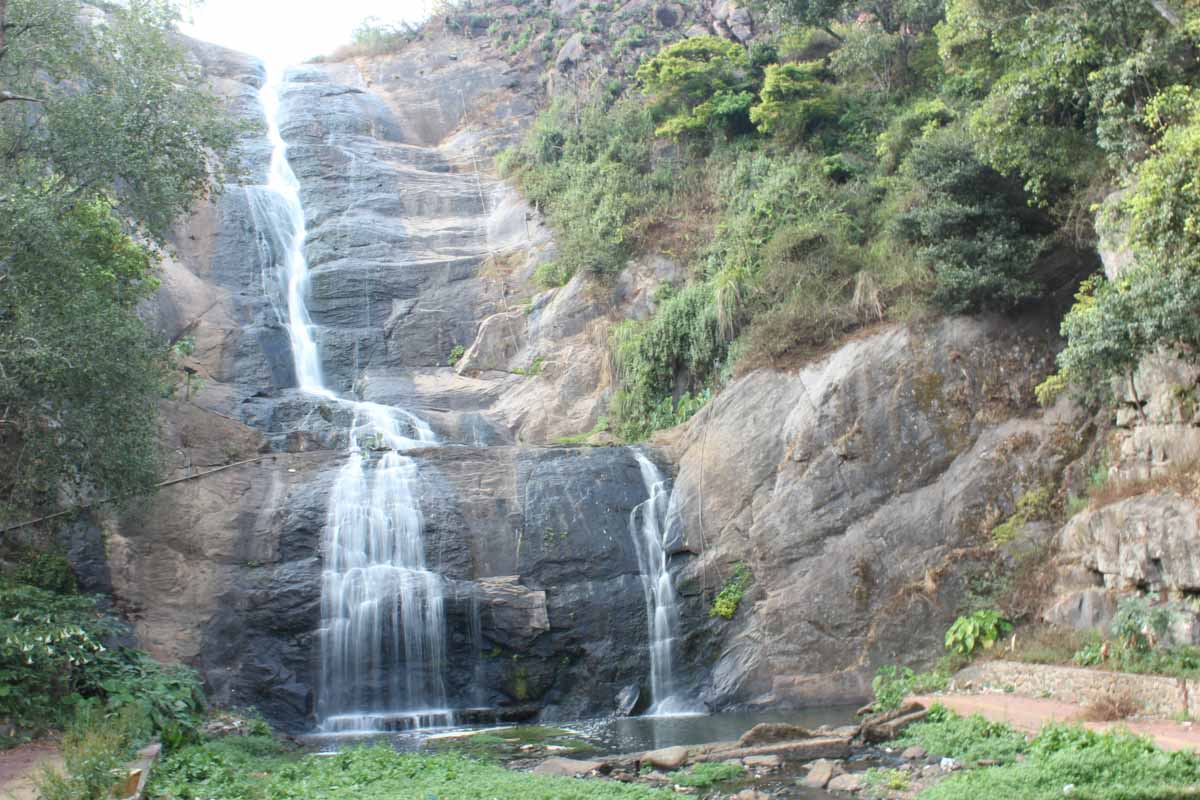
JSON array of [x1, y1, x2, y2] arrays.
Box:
[[749, 61, 837, 141], [0, 580, 204, 737], [667, 761, 744, 787], [872, 665, 950, 712], [1049, 265, 1200, 400], [710, 562, 751, 619], [636, 36, 755, 141], [945, 609, 1012, 656], [505, 96, 666, 281], [894, 128, 1052, 313], [35, 704, 150, 800]]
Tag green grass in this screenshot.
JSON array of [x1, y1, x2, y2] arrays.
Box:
[[895, 706, 1028, 766], [896, 707, 1200, 800], [666, 760, 744, 787], [148, 737, 668, 800], [426, 725, 593, 760]]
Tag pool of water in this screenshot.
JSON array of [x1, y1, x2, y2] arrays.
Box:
[[306, 705, 861, 756], [573, 706, 861, 754]]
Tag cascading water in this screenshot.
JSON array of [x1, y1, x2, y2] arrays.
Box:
[[629, 451, 694, 716], [249, 65, 452, 733]]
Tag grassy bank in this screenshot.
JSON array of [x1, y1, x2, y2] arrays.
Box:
[[146, 736, 669, 800], [894, 706, 1200, 800]]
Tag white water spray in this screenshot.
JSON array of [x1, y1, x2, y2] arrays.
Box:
[[629, 451, 695, 716], [251, 65, 451, 733]]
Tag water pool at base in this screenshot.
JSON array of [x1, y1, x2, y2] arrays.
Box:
[[306, 705, 862, 756]]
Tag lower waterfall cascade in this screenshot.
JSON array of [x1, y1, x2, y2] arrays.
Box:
[[629, 451, 695, 716], [251, 65, 454, 733]]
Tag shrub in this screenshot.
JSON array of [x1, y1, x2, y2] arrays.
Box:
[[667, 761, 744, 787], [894, 128, 1052, 314], [448, 345, 466, 366], [710, 562, 751, 619], [1049, 265, 1200, 400], [0, 580, 204, 737], [35, 704, 150, 800], [749, 61, 837, 141], [872, 665, 950, 711], [506, 95, 666, 280], [636, 36, 755, 140], [945, 609, 1012, 656], [894, 704, 1028, 766]]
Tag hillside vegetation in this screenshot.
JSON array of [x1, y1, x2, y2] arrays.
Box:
[[465, 0, 1200, 439]]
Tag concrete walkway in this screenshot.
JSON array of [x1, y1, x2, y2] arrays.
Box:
[[911, 693, 1200, 752], [0, 741, 62, 800]]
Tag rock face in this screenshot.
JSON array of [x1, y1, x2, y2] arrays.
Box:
[[86, 34, 671, 732], [75, 11, 1192, 737], [1059, 495, 1200, 594], [660, 317, 1066, 708]]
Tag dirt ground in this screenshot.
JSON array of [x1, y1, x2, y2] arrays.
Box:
[[0, 740, 62, 800], [910, 693, 1200, 752]]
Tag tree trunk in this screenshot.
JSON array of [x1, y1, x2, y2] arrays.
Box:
[[1151, 0, 1182, 26]]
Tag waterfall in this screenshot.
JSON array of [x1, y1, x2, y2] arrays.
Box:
[[251, 65, 452, 733], [629, 451, 694, 716]]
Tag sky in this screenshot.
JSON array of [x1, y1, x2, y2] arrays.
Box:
[[180, 0, 430, 66]]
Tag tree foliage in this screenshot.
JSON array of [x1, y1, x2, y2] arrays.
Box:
[[636, 36, 755, 140], [894, 129, 1052, 313], [749, 61, 836, 140], [0, 0, 238, 519]]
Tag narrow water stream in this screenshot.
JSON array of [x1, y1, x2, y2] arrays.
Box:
[[629, 451, 693, 715]]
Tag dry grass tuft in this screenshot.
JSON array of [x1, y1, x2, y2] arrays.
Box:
[[1078, 692, 1141, 722]]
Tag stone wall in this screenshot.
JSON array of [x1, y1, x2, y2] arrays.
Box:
[[956, 660, 1200, 718]]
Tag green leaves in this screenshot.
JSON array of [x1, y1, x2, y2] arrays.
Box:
[[944, 609, 1012, 656], [749, 61, 837, 141], [636, 36, 754, 140], [0, 1, 238, 521]]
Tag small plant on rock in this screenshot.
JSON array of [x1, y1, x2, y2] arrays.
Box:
[[448, 345, 466, 366], [945, 609, 1012, 656], [710, 562, 751, 619]]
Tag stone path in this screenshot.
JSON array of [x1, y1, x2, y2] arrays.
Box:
[[0, 740, 61, 800], [911, 694, 1200, 752]]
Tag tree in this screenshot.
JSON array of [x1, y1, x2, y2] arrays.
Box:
[[939, 0, 1195, 202], [749, 61, 836, 141], [635, 36, 755, 140], [0, 0, 238, 520], [893, 128, 1052, 313]]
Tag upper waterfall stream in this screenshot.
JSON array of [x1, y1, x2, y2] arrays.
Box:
[[250, 66, 452, 734]]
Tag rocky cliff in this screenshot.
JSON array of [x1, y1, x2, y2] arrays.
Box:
[[58, 5, 1200, 732]]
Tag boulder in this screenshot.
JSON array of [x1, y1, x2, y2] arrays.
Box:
[[1059, 495, 1200, 594], [902, 745, 927, 760], [738, 722, 812, 747], [827, 772, 863, 793], [556, 33, 587, 71], [804, 758, 844, 788], [1043, 588, 1118, 632], [644, 745, 689, 770], [474, 576, 550, 648], [743, 754, 782, 770], [615, 684, 641, 716]]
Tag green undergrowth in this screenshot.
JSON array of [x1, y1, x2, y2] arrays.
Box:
[[425, 725, 592, 760], [709, 562, 751, 619], [0, 578, 204, 741], [148, 738, 670, 800], [897, 706, 1200, 800], [666, 760, 744, 787]]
